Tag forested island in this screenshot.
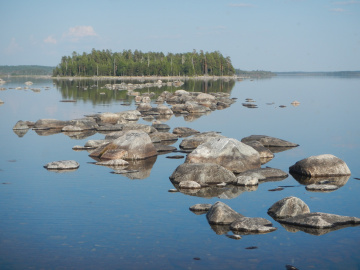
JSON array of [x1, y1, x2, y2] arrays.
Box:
[[52, 49, 235, 77]]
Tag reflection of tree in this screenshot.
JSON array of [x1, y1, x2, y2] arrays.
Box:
[[53, 79, 236, 106]]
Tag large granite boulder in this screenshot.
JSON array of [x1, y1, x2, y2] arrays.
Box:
[[230, 217, 277, 233], [241, 135, 299, 148], [185, 137, 261, 173], [206, 201, 244, 225], [289, 154, 351, 177], [169, 163, 237, 186], [90, 130, 157, 160], [267, 196, 310, 219]]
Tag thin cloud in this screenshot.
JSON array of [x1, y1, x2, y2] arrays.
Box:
[[331, 8, 346, 12], [44, 35, 57, 44], [63, 26, 97, 42], [228, 3, 255, 7], [5, 38, 22, 54], [333, 0, 360, 4]]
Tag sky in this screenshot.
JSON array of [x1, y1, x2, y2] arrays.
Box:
[[0, 0, 359, 72]]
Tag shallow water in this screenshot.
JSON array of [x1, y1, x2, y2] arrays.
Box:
[[0, 76, 359, 270]]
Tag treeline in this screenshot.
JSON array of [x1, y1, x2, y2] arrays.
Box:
[[235, 69, 275, 78], [53, 49, 235, 77], [0, 65, 54, 75]]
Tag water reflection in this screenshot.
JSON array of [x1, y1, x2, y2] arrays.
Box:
[[279, 222, 359, 236], [53, 78, 236, 105], [291, 173, 350, 191]]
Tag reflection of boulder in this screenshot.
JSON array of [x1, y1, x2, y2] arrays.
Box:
[[185, 138, 261, 173], [34, 129, 62, 136], [291, 173, 350, 188], [111, 156, 157, 180], [63, 130, 96, 140], [289, 154, 351, 177], [209, 224, 231, 235], [13, 128, 29, 137], [183, 112, 209, 122]]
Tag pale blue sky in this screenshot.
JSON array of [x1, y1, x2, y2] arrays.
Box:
[[1, 0, 359, 71]]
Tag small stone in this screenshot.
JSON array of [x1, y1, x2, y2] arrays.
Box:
[[44, 160, 80, 170], [189, 204, 212, 212], [179, 180, 201, 189]]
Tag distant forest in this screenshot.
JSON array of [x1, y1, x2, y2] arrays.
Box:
[[53, 49, 235, 77], [235, 69, 275, 78], [0, 65, 54, 76]]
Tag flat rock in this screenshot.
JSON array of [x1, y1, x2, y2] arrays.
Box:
[[154, 144, 177, 153], [33, 119, 71, 130], [44, 160, 80, 170], [169, 163, 237, 186], [206, 201, 244, 225], [289, 154, 351, 177], [236, 175, 259, 186], [172, 127, 200, 136], [95, 159, 129, 166], [237, 167, 288, 182], [241, 135, 299, 148], [230, 217, 277, 233], [13, 120, 30, 130], [305, 184, 339, 192], [189, 204, 213, 212], [149, 132, 178, 142], [267, 196, 310, 219], [179, 180, 201, 189], [179, 132, 225, 150], [279, 212, 360, 229], [185, 137, 261, 173]]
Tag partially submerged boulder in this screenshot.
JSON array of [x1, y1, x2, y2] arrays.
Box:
[[44, 160, 80, 170], [241, 135, 299, 148], [289, 154, 351, 177], [237, 167, 288, 182], [172, 127, 200, 136], [169, 163, 237, 186], [206, 201, 244, 225], [267, 196, 310, 219], [230, 217, 276, 233], [279, 212, 360, 229], [179, 132, 225, 150], [33, 119, 70, 130], [185, 137, 261, 173]]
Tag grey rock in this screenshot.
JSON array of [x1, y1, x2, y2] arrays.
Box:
[[185, 137, 261, 173], [305, 184, 339, 192], [243, 140, 274, 160], [154, 144, 177, 153], [13, 120, 30, 130], [69, 118, 98, 130], [279, 212, 360, 229], [116, 110, 141, 121], [237, 167, 288, 182], [44, 160, 80, 170], [33, 119, 71, 130], [289, 154, 351, 177], [189, 204, 212, 212], [179, 180, 201, 189], [121, 123, 156, 134], [149, 132, 178, 143], [173, 127, 200, 136], [169, 163, 237, 186], [267, 196, 310, 219], [236, 175, 259, 186], [179, 132, 225, 150], [230, 217, 277, 233], [206, 201, 244, 225], [241, 135, 299, 147]]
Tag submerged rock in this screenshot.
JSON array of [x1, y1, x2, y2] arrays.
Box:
[[44, 160, 80, 170], [206, 201, 244, 225], [267, 196, 310, 219], [289, 154, 351, 177], [241, 135, 299, 148], [185, 137, 261, 173]]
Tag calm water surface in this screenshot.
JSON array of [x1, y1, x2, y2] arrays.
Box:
[[0, 76, 359, 270]]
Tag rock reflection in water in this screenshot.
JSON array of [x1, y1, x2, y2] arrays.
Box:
[[183, 112, 210, 122], [12, 128, 29, 137], [291, 173, 350, 190], [63, 130, 97, 140], [34, 129, 62, 136], [279, 222, 360, 236], [110, 156, 157, 180]]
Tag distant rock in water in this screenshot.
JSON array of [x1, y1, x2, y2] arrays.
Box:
[[206, 201, 244, 225], [289, 154, 351, 177], [44, 160, 80, 170], [241, 135, 299, 148]]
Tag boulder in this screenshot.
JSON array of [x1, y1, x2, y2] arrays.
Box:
[[230, 217, 277, 233], [13, 120, 30, 130], [185, 137, 261, 173], [44, 160, 80, 170], [189, 204, 212, 213], [179, 132, 225, 150], [169, 163, 237, 186], [116, 110, 141, 121], [173, 127, 200, 136], [206, 201, 244, 225], [96, 112, 121, 124], [137, 102, 152, 112], [91, 130, 157, 160], [121, 123, 156, 134], [185, 101, 210, 113], [155, 104, 174, 115], [279, 212, 360, 229], [149, 132, 178, 143], [69, 118, 98, 130], [236, 175, 259, 186], [267, 196, 310, 219], [242, 140, 274, 160], [241, 135, 299, 148], [289, 154, 351, 177], [33, 119, 70, 130]]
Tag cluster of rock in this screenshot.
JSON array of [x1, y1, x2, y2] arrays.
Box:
[[103, 79, 184, 92], [169, 134, 297, 193], [188, 196, 360, 239], [242, 98, 300, 109]]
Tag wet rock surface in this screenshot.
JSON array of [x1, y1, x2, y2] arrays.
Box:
[[44, 160, 80, 170]]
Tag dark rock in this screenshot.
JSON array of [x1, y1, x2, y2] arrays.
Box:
[[166, 155, 185, 159], [189, 204, 212, 212], [154, 144, 177, 153]]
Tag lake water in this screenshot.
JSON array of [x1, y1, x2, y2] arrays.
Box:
[[0, 76, 359, 270]]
